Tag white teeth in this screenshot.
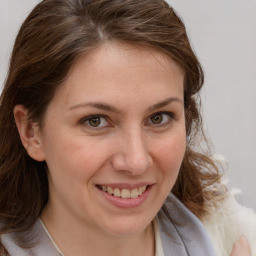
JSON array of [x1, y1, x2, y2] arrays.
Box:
[[113, 188, 121, 197], [100, 185, 148, 198], [107, 187, 113, 194], [138, 187, 143, 196], [131, 188, 139, 198], [121, 189, 131, 199]]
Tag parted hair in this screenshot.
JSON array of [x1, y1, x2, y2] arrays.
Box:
[[0, 0, 220, 244]]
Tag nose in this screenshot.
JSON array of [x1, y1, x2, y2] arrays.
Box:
[[111, 130, 153, 176]]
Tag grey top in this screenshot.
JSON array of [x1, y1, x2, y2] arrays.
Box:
[[1, 193, 216, 256], [157, 193, 216, 256]]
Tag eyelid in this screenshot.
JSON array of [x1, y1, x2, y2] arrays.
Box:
[[79, 114, 111, 129], [146, 111, 175, 126]]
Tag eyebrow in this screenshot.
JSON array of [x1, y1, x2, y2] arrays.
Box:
[[69, 102, 121, 113], [68, 97, 183, 113], [148, 97, 183, 112]]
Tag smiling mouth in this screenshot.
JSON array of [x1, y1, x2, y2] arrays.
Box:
[[97, 185, 149, 199]]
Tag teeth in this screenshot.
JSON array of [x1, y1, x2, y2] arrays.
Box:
[[113, 188, 121, 197], [100, 185, 148, 198], [107, 187, 113, 194], [131, 188, 139, 198], [121, 189, 131, 199]]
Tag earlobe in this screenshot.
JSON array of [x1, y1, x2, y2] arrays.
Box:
[[13, 105, 45, 162]]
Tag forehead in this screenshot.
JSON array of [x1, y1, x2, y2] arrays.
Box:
[[50, 42, 184, 109], [71, 42, 184, 78]]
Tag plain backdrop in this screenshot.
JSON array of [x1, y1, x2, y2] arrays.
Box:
[[0, 0, 255, 210]]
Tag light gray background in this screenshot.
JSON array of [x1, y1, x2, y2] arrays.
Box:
[[0, 0, 255, 210]]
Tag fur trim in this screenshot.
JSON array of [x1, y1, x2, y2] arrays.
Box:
[[203, 189, 256, 256]]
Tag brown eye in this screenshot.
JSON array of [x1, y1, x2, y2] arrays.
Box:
[[150, 114, 163, 124], [88, 117, 101, 127], [81, 115, 109, 129], [147, 112, 174, 127]]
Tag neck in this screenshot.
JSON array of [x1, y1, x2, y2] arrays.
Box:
[[40, 204, 155, 256]]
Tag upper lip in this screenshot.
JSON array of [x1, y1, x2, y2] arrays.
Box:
[[96, 182, 153, 190]]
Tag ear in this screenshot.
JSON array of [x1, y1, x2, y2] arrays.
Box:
[[13, 105, 45, 162]]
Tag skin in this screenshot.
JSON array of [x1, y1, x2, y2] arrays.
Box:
[[14, 42, 186, 256], [231, 237, 251, 256]]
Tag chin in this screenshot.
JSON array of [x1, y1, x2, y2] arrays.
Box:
[[103, 217, 152, 237]]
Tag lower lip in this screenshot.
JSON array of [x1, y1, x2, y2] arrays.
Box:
[[97, 186, 152, 209]]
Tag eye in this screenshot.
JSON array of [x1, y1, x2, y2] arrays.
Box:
[[80, 115, 110, 129], [147, 112, 174, 126]]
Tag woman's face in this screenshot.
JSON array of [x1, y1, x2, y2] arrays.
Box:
[[38, 43, 186, 236]]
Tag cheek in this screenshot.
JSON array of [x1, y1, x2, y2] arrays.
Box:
[[153, 131, 186, 175], [45, 142, 106, 205], [47, 137, 114, 186]]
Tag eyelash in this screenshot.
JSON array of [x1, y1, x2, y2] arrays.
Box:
[[80, 115, 110, 129], [146, 112, 175, 127], [80, 111, 175, 130]]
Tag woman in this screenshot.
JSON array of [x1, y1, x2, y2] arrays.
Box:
[[0, 0, 253, 255]]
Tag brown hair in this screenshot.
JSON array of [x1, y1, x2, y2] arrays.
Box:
[[0, 0, 220, 243]]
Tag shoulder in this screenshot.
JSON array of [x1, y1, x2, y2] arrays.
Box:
[[0, 219, 60, 256], [202, 188, 256, 256], [157, 193, 216, 256], [0, 238, 9, 256]]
